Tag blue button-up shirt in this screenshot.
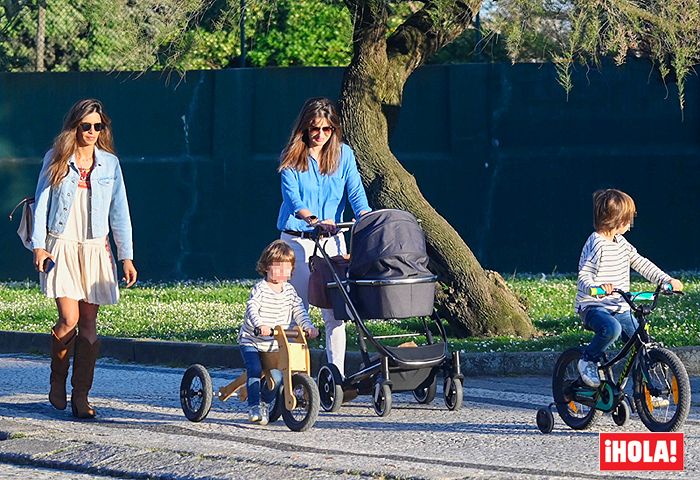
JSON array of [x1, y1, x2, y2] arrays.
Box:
[[277, 143, 371, 232]]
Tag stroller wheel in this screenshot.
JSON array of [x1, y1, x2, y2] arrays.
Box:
[[180, 364, 213, 422], [413, 376, 438, 404], [317, 364, 344, 412], [444, 377, 463, 411], [372, 382, 392, 417]]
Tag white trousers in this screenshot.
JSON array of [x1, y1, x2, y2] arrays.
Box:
[[280, 232, 347, 376]]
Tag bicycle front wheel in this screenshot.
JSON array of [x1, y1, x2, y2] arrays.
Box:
[[553, 348, 601, 430], [634, 348, 691, 432]]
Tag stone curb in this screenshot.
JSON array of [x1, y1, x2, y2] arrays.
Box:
[[3, 330, 700, 376]]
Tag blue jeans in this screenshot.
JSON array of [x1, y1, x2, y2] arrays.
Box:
[[580, 307, 639, 363], [240, 345, 283, 407]]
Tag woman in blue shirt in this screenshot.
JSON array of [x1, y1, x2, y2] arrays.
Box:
[[32, 99, 137, 419], [277, 97, 370, 377]]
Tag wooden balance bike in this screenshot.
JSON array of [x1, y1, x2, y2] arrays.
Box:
[[179, 325, 320, 432]]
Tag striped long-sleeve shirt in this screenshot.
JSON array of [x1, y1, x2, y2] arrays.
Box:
[[238, 280, 314, 352], [575, 232, 672, 313]]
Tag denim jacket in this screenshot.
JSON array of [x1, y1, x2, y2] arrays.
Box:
[[31, 147, 134, 260]]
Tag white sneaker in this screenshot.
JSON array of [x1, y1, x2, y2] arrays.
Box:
[[651, 396, 670, 408], [259, 402, 269, 426], [248, 406, 262, 423], [578, 359, 601, 388]]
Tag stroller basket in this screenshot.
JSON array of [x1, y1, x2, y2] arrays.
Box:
[[384, 342, 445, 368], [328, 275, 437, 320]]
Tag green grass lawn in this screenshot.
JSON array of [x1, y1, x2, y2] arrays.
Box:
[[1, 274, 699, 353]]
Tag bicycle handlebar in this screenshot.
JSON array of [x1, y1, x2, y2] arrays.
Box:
[[589, 283, 681, 311], [253, 326, 306, 338]]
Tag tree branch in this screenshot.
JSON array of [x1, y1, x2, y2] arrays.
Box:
[[344, 0, 390, 55], [386, 0, 478, 74]]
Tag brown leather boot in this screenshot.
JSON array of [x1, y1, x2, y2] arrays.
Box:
[[49, 329, 76, 410], [71, 336, 100, 419]]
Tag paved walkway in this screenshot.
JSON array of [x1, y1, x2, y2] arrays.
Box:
[[1, 354, 699, 479]]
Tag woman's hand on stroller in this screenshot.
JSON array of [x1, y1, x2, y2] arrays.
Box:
[[304, 326, 320, 339], [317, 219, 338, 235]]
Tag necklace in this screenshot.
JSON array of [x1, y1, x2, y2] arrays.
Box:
[[75, 153, 94, 170]]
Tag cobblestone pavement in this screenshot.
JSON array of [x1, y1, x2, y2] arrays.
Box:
[[1, 354, 699, 479]]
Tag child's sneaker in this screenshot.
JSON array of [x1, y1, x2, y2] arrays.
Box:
[[248, 405, 262, 423], [259, 402, 269, 426], [577, 359, 601, 387], [651, 396, 670, 408]]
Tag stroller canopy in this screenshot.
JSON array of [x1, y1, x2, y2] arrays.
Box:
[[348, 209, 432, 280]]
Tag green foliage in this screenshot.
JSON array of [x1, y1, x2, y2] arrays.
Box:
[[503, 0, 700, 111], [2, 1, 697, 111], [0, 0, 213, 72], [2, 275, 700, 352], [247, 0, 352, 67]]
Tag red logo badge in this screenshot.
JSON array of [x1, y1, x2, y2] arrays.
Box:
[[600, 432, 684, 471]]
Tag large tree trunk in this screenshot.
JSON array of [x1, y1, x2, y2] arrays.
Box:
[[339, 0, 533, 337]]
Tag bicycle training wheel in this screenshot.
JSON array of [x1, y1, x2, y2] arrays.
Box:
[[552, 348, 601, 430], [634, 347, 691, 432], [180, 364, 213, 422]]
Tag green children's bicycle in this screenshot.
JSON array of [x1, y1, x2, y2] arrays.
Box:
[[537, 283, 691, 433]]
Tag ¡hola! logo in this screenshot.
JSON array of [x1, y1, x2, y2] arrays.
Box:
[[600, 432, 684, 471]]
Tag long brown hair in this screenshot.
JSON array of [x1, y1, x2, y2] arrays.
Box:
[[46, 99, 115, 187], [278, 97, 342, 175]]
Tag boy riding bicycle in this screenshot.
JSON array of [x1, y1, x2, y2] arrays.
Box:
[[575, 189, 683, 388]]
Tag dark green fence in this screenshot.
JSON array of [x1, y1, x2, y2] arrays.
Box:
[[1, 62, 698, 281]]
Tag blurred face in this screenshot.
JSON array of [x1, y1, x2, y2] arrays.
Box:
[[307, 117, 335, 149], [77, 112, 103, 147], [267, 261, 293, 284]]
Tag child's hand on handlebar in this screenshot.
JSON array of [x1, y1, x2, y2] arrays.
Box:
[[257, 325, 273, 336], [670, 278, 684, 292], [304, 326, 319, 339], [599, 283, 614, 295]]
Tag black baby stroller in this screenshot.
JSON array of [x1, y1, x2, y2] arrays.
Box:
[[314, 209, 463, 417]]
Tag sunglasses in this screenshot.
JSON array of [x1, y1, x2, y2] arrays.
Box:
[[79, 122, 104, 132], [308, 126, 335, 135]]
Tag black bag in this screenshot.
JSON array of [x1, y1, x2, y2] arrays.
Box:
[[308, 248, 350, 309]]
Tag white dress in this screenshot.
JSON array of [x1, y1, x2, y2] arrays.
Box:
[[40, 166, 119, 305]]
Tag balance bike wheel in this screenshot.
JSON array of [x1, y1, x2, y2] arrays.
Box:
[[282, 373, 320, 432], [180, 364, 213, 422]]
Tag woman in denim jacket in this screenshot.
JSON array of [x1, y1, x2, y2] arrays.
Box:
[[31, 99, 137, 419], [277, 97, 371, 378]]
